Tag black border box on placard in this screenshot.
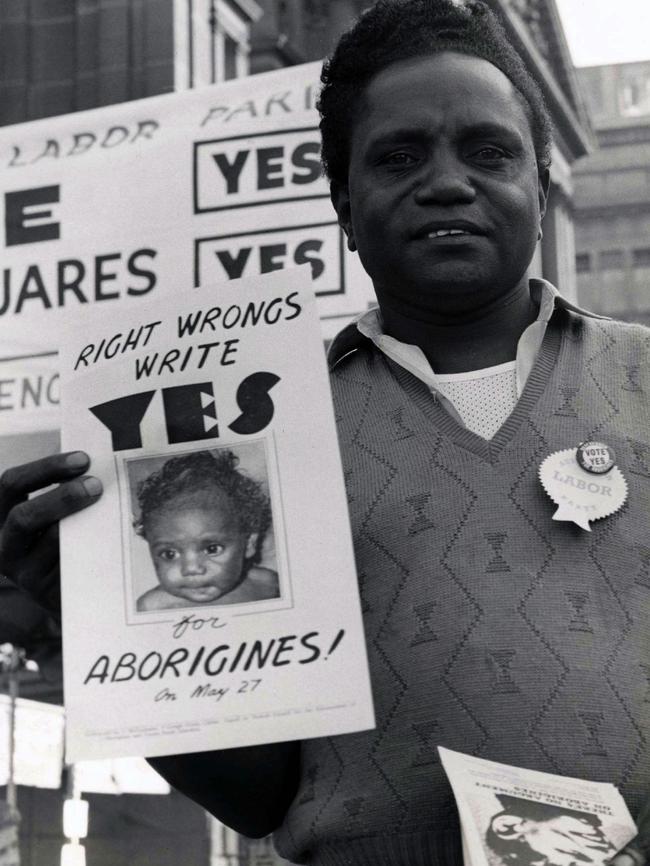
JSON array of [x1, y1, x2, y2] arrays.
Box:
[[193, 126, 329, 214], [194, 221, 346, 297]]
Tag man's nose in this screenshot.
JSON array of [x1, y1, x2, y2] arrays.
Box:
[[413, 151, 476, 205], [180, 551, 206, 576]]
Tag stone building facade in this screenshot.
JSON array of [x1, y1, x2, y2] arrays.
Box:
[[0, 0, 262, 124], [0, 0, 591, 305], [573, 61, 650, 326]]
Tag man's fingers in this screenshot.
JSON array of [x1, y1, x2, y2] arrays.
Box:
[[28, 564, 61, 619], [610, 845, 646, 866], [0, 454, 101, 618], [12, 549, 61, 619], [0, 475, 102, 565], [10, 524, 60, 610], [0, 452, 90, 521]]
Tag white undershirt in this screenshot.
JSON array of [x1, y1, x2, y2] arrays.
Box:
[[334, 280, 602, 442], [354, 282, 573, 440], [434, 361, 517, 439]]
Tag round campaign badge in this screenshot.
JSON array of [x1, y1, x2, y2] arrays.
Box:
[[576, 441, 616, 475], [539, 447, 627, 531]]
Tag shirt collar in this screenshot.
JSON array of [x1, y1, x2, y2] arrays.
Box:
[[327, 278, 605, 371]]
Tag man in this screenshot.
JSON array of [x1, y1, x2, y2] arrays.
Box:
[[0, 1, 648, 864]]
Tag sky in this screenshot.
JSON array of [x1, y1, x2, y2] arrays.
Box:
[[554, 0, 650, 67]]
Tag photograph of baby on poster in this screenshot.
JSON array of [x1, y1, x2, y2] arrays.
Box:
[[125, 443, 280, 613]]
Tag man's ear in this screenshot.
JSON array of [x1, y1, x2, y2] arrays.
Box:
[[538, 168, 550, 222], [330, 181, 357, 252]]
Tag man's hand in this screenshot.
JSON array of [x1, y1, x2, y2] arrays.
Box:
[[0, 451, 103, 620], [611, 852, 645, 866], [610, 798, 650, 866]]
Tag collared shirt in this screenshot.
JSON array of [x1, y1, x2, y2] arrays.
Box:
[[329, 279, 604, 430]]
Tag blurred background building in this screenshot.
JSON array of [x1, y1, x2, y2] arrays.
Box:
[[0, 1, 642, 865], [573, 60, 650, 325], [0, 0, 592, 302]]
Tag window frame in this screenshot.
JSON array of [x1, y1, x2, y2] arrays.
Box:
[[575, 252, 591, 274], [633, 247, 650, 268], [174, 0, 259, 89], [599, 249, 625, 271]]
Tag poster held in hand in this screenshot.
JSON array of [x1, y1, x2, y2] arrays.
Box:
[[59, 266, 374, 761], [439, 747, 637, 866]]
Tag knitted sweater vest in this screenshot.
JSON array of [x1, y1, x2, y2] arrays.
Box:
[[275, 310, 650, 866]]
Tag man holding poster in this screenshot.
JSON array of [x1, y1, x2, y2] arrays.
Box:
[[1, 1, 650, 865]]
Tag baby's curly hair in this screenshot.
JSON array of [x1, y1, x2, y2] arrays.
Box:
[[318, 0, 553, 185], [134, 450, 271, 549]]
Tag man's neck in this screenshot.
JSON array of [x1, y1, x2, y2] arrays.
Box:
[[378, 283, 538, 374]]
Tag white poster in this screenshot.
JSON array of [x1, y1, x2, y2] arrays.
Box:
[[74, 757, 170, 795], [0, 696, 64, 789], [59, 267, 374, 761], [0, 60, 374, 463], [439, 747, 637, 866]]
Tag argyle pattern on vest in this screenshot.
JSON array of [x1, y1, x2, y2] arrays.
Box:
[[275, 311, 650, 866]]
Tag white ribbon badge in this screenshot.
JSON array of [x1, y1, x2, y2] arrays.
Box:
[[539, 448, 628, 531]]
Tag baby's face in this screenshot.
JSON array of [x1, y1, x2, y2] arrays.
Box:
[[145, 493, 256, 604]]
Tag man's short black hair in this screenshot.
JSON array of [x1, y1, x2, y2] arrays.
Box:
[[318, 0, 553, 185]]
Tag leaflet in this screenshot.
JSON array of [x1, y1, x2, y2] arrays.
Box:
[[0, 697, 64, 789], [59, 266, 374, 761], [439, 747, 637, 866]]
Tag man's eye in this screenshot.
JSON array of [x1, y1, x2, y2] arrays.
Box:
[[205, 543, 225, 556], [472, 146, 508, 161], [382, 152, 416, 167], [158, 549, 178, 561]]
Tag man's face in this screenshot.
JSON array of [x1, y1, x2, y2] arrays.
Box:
[[333, 51, 549, 318], [145, 492, 256, 605]]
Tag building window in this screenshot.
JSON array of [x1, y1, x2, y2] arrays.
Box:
[[633, 247, 650, 267], [599, 249, 625, 271], [174, 0, 262, 89], [619, 72, 650, 117], [575, 253, 591, 274], [224, 32, 238, 80]]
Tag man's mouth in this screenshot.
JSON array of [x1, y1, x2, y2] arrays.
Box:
[[415, 220, 484, 239], [427, 228, 473, 238]]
